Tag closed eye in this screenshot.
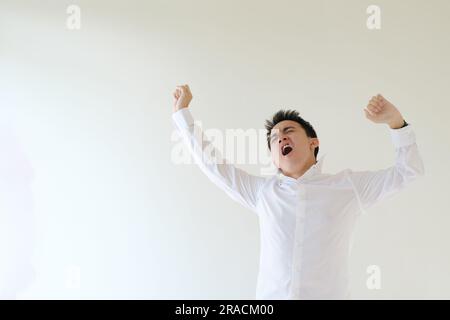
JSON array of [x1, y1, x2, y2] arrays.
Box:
[[270, 127, 295, 144]]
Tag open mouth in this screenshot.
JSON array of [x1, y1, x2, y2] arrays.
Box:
[[282, 144, 293, 156]]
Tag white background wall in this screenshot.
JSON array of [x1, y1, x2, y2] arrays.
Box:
[[0, 0, 449, 299]]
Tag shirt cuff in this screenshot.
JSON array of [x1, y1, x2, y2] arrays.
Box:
[[172, 108, 194, 130], [389, 123, 416, 148]]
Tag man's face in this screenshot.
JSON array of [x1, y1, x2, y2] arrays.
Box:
[[269, 120, 319, 172]]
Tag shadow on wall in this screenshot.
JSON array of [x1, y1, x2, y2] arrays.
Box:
[[0, 109, 35, 299]]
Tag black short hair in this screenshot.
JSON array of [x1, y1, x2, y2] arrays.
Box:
[[265, 109, 319, 159]]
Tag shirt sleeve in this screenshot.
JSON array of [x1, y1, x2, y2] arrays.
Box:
[[172, 108, 266, 215], [347, 124, 425, 215]]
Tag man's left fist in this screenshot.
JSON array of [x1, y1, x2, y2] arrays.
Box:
[[364, 94, 405, 129]]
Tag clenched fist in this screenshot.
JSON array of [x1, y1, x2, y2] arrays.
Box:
[[173, 84, 193, 113], [364, 94, 405, 129]]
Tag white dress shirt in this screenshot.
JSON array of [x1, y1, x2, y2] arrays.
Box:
[[172, 108, 425, 300]]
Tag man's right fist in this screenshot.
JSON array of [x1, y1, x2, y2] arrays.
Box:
[[173, 84, 193, 112]]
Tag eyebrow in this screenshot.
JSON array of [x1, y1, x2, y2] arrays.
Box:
[[270, 126, 296, 140]]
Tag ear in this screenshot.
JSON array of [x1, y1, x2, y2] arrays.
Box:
[[310, 138, 319, 150]]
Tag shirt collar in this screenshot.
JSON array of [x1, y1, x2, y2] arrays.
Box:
[[277, 153, 327, 183]]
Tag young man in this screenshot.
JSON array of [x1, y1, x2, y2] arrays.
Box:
[[171, 84, 424, 299]]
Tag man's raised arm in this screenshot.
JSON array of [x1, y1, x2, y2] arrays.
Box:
[[171, 84, 266, 214], [347, 94, 425, 214]]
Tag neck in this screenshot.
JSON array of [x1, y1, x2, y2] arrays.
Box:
[[282, 157, 317, 179]]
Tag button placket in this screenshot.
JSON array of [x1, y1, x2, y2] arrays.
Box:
[[289, 183, 307, 298]]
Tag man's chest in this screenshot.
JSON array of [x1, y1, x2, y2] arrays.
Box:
[[256, 180, 358, 234]]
